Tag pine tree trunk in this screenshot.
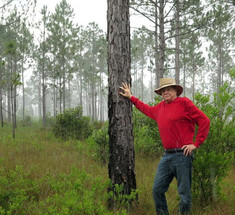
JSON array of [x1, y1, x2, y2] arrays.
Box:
[[21, 59, 25, 121], [7, 87, 11, 123], [0, 64, 3, 127], [79, 74, 83, 107], [13, 54, 17, 129], [0, 87, 3, 127], [159, 0, 165, 81], [192, 64, 196, 102], [217, 42, 222, 94], [63, 73, 66, 113], [107, 0, 137, 206], [68, 79, 71, 108], [141, 55, 144, 100], [42, 25, 46, 127], [183, 53, 186, 96], [175, 0, 180, 84], [38, 75, 42, 118], [99, 70, 103, 122], [53, 78, 56, 117], [155, 0, 160, 88], [91, 84, 95, 122]]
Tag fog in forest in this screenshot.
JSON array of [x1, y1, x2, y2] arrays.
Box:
[[0, 0, 234, 124]]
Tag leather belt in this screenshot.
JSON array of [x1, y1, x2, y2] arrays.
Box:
[[165, 148, 184, 154]]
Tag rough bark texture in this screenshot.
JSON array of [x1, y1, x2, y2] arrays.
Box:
[[107, 0, 137, 202]]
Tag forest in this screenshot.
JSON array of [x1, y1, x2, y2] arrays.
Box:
[[0, 0, 235, 214]]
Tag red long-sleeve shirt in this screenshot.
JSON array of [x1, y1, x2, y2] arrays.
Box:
[[130, 96, 210, 149]]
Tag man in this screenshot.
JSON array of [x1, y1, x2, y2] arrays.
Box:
[[119, 78, 210, 215]]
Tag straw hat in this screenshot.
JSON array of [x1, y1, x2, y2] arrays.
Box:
[[154, 78, 183, 96]]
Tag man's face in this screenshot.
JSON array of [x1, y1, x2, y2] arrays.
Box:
[[161, 86, 177, 103]]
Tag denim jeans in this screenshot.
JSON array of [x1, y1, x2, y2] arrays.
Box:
[[152, 151, 193, 215]]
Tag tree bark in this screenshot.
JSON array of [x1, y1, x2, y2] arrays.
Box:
[[107, 0, 137, 206]]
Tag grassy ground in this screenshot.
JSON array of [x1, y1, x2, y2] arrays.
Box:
[[0, 124, 234, 214]]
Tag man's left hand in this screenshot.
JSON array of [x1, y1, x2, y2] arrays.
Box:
[[182, 144, 196, 156]]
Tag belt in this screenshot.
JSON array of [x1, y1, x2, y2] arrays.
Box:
[[165, 148, 184, 154]]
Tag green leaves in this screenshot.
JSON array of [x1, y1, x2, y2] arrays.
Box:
[[52, 106, 92, 140], [192, 82, 235, 204]]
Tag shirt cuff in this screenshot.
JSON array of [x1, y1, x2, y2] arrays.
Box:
[[130, 96, 137, 103], [194, 142, 200, 148]]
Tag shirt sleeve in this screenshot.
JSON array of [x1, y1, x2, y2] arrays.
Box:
[[185, 98, 210, 148], [130, 96, 157, 120]]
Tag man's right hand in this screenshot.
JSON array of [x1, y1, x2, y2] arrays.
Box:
[[119, 82, 132, 99]]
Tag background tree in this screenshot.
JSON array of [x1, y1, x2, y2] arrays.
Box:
[[82, 23, 106, 122], [130, 0, 210, 87], [34, 5, 50, 127], [47, 0, 75, 114], [131, 27, 153, 101], [205, 0, 235, 94]]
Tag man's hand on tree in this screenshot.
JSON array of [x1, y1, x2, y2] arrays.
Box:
[[119, 82, 132, 99]]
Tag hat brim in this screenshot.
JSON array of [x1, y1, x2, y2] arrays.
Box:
[[154, 84, 183, 96]]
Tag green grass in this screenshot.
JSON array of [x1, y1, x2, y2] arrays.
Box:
[[0, 123, 234, 214]]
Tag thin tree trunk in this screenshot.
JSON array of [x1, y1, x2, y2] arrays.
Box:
[[183, 53, 186, 97], [63, 73, 66, 112], [42, 25, 46, 127], [155, 0, 160, 88], [107, 0, 137, 206], [10, 54, 15, 138], [91, 84, 95, 122], [38, 75, 42, 118], [175, 0, 180, 84], [68, 79, 71, 108], [13, 83, 16, 130], [79, 75, 83, 107], [141, 55, 144, 100], [0, 63, 3, 127], [7, 86, 11, 123], [217, 42, 222, 94], [53, 78, 56, 117], [159, 0, 165, 81], [100, 70, 103, 122], [59, 77, 62, 114], [0, 87, 3, 127], [192, 64, 196, 102], [21, 58, 25, 121]]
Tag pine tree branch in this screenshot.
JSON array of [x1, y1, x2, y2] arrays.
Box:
[[0, 0, 14, 9], [130, 5, 156, 25], [1, 106, 13, 115], [164, 1, 177, 19], [165, 25, 200, 41]]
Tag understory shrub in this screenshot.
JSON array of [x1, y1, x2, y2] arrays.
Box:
[[52, 106, 92, 140], [0, 165, 39, 214], [87, 122, 109, 164], [133, 99, 163, 155], [192, 82, 234, 204], [108, 183, 138, 211], [0, 164, 127, 215]]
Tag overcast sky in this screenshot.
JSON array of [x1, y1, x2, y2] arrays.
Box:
[[35, 0, 108, 32], [34, 0, 151, 33]]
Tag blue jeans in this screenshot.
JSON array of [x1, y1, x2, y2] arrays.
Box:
[[152, 151, 193, 215]]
